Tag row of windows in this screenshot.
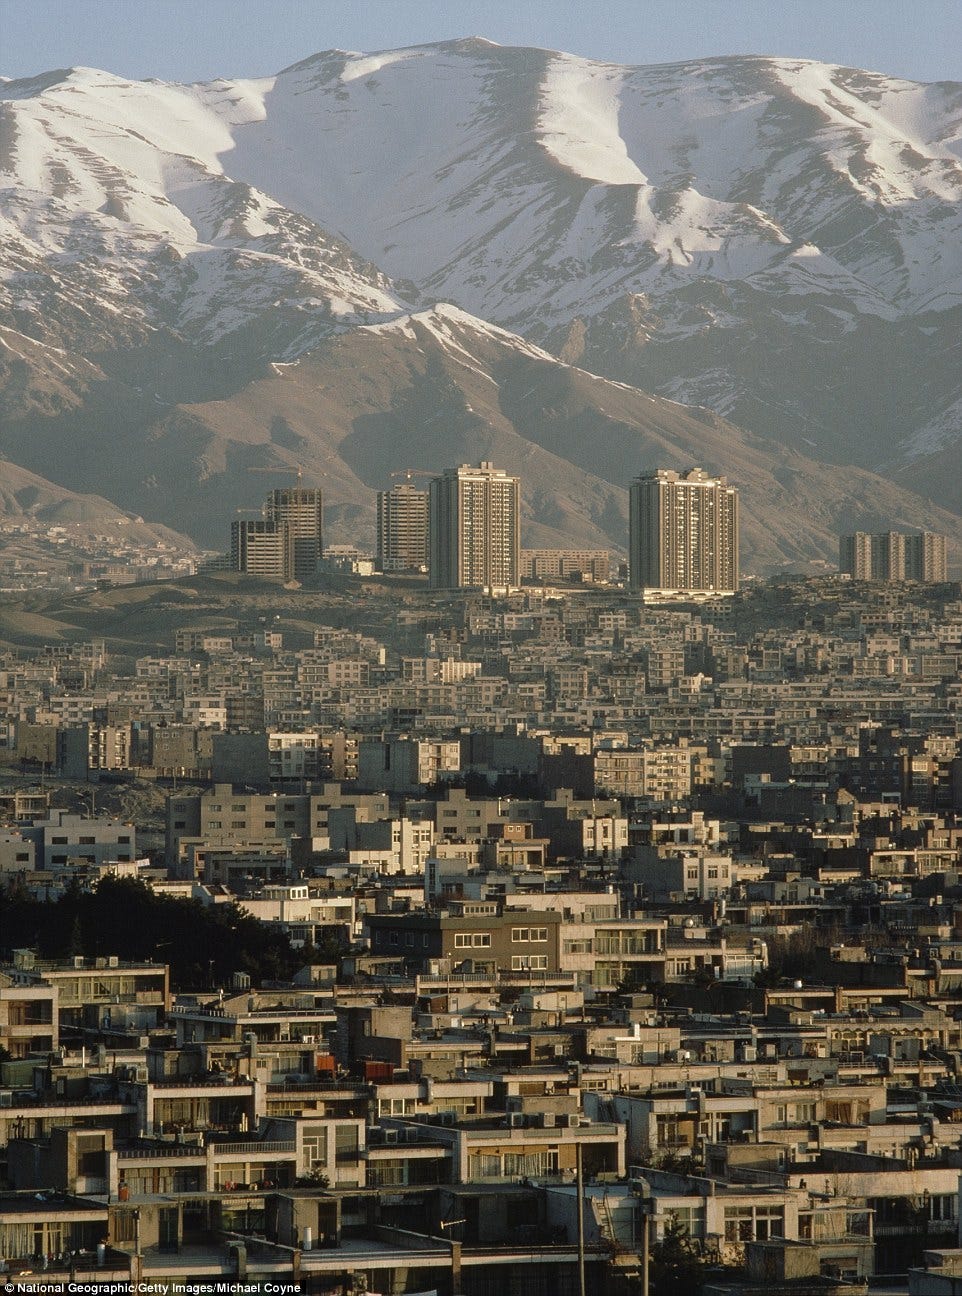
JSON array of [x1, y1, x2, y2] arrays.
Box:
[[454, 933, 492, 948], [512, 955, 548, 970], [511, 927, 548, 942], [381, 931, 432, 948], [50, 834, 130, 844], [207, 802, 299, 812]]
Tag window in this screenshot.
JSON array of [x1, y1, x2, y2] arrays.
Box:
[[931, 1194, 956, 1222], [724, 1205, 783, 1242], [512, 954, 548, 971], [335, 1124, 359, 1164], [755, 1206, 784, 1240], [303, 1125, 328, 1169], [512, 927, 548, 943], [564, 939, 593, 954], [724, 1207, 753, 1243], [666, 1206, 705, 1240], [114, 1210, 138, 1243], [454, 932, 491, 948]]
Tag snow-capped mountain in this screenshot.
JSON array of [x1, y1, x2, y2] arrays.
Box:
[[1, 41, 961, 566], [0, 65, 406, 358], [215, 40, 962, 469]]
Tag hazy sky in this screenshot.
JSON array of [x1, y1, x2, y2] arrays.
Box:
[[2, 0, 961, 84]]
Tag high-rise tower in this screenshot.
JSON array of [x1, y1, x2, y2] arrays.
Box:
[[377, 484, 430, 573], [230, 518, 293, 581], [264, 488, 323, 580], [429, 461, 521, 591], [629, 467, 739, 595], [840, 531, 947, 582]]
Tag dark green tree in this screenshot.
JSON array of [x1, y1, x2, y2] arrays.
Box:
[[648, 1214, 708, 1296]]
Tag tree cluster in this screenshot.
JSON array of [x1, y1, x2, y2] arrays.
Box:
[[0, 877, 316, 990]]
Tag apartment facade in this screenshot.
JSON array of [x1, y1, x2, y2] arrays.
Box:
[[376, 483, 429, 572], [429, 461, 521, 591], [264, 488, 323, 580], [629, 467, 739, 595], [840, 531, 947, 582]]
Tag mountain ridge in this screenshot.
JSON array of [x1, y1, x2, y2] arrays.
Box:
[[1, 42, 960, 568]]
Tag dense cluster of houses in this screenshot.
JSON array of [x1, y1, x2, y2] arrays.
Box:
[[2, 574, 962, 1292]]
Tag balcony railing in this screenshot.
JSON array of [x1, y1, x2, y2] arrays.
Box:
[[118, 1145, 205, 1159], [214, 1141, 296, 1155], [148, 1076, 256, 1088]]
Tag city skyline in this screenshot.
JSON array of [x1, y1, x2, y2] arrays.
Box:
[[217, 462, 953, 590], [3, 7, 962, 1290]]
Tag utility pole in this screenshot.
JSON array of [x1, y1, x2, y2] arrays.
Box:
[[638, 1185, 654, 1296], [641, 1204, 649, 1296], [576, 1141, 586, 1296]]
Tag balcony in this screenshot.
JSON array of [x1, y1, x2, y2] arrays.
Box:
[[118, 1145, 205, 1159], [213, 1141, 296, 1155]]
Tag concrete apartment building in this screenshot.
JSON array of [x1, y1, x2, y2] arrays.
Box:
[[429, 461, 521, 591], [629, 467, 739, 596], [21, 809, 136, 870], [521, 549, 610, 582], [230, 518, 292, 581], [367, 900, 563, 976], [357, 736, 463, 793], [840, 531, 948, 582], [377, 483, 429, 572], [1, 949, 169, 1040], [0, 970, 58, 1058], [230, 488, 322, 582], [264, 487, 323, 580], [165, 784, 390, 863], [593, 742, 712, 801]]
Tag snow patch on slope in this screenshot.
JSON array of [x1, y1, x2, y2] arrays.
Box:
[[361, 303, 563, 367], [538, 55, 647, 186], [339, 49, 422, 83]]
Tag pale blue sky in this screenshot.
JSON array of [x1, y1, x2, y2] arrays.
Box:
[[2, 0, 960, 84]]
